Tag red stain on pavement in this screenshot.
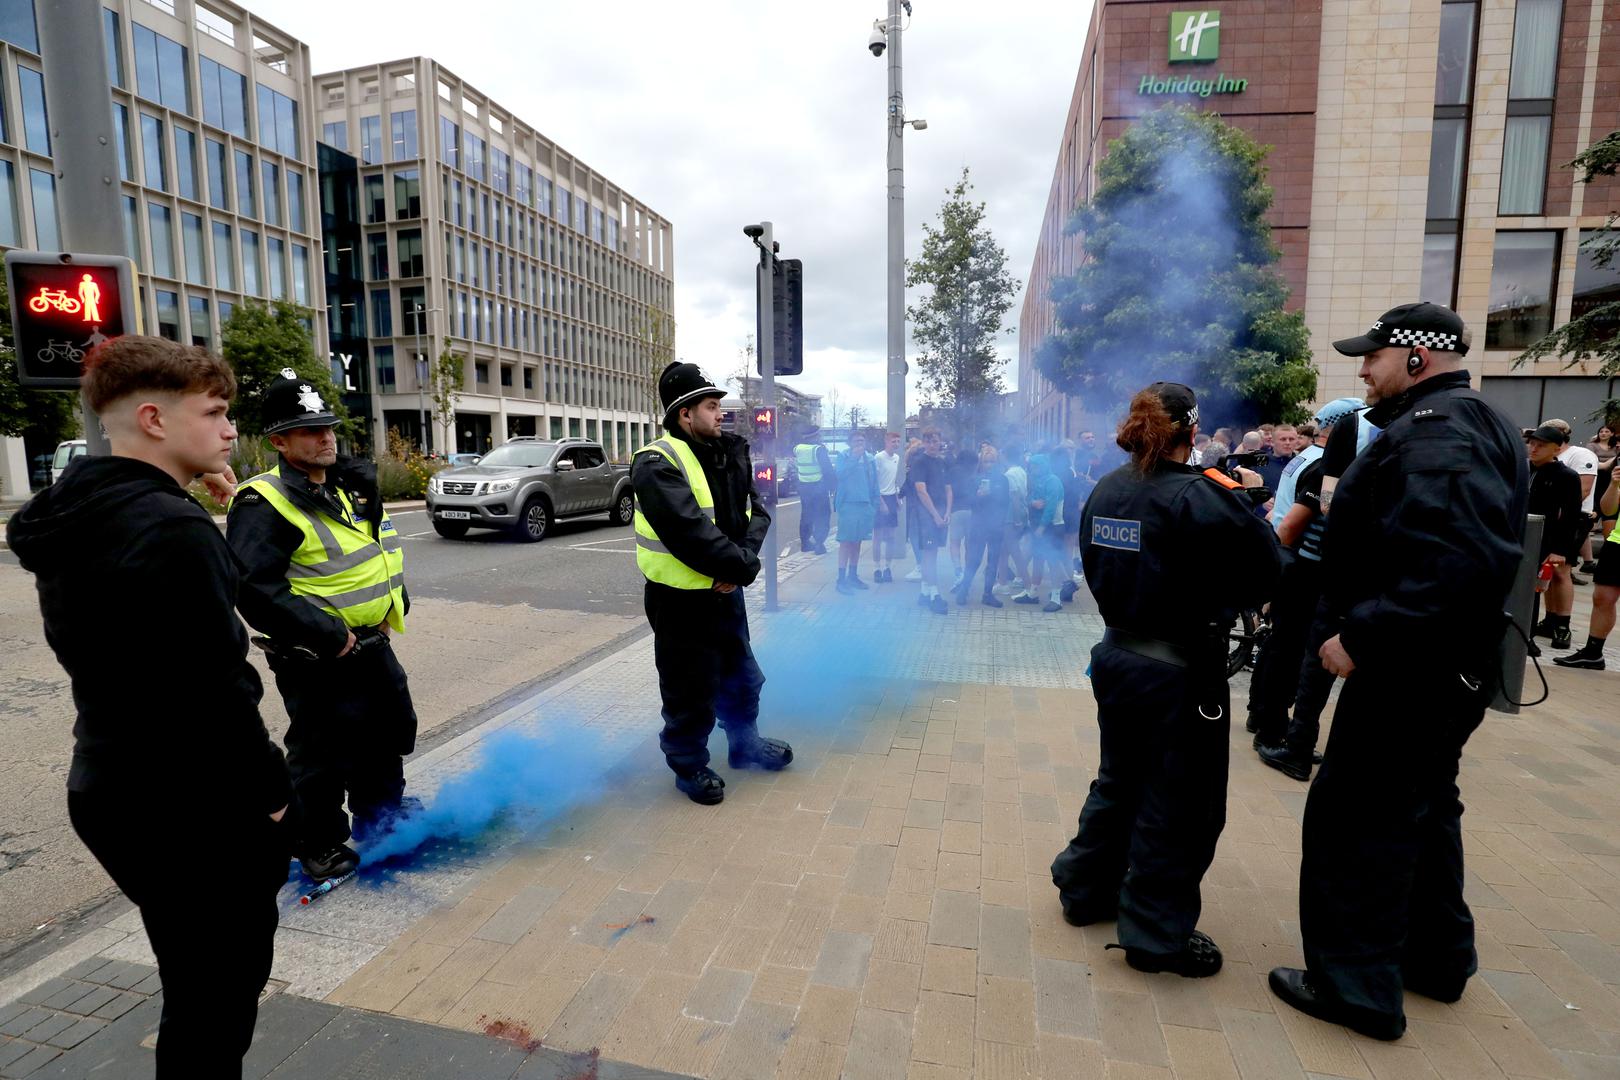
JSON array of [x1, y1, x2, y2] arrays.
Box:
[[477, 1014, 543, 1054], [563, 1046, 601, 1080]]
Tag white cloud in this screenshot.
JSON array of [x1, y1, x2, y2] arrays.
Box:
[[249, 0, 1097, 426]]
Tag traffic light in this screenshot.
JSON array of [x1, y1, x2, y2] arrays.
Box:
[[751, 406, 777, 503], [6, 252, 138, 389], [755, 257, 803, 376], [752, 406, 776, 440]]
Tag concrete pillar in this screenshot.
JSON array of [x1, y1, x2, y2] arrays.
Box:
[[0, 436, 33, 500]]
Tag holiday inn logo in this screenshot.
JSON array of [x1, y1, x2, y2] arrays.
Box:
[[1170, 10, 1221, 62]]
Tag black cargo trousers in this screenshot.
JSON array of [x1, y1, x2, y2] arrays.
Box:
[[1051, 639, 1229, 956], [645, 582, 766, 775], [269, 637, 418, 855]]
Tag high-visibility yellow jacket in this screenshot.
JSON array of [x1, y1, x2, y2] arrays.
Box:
[[633, 437, 751, 589]]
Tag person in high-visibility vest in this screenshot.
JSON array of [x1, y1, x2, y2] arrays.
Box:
[[228, 370, 417, 882], [631, 362, 791, 805], [793, 428, 835, 554]]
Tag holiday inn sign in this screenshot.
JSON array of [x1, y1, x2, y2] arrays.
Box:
[[1138, 10, 1249, 98]]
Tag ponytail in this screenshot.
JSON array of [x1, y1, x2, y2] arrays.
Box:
[[1116, 388, 1190, 474]]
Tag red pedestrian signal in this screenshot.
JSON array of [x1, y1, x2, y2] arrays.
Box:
[[752, 407, 776, 438], [6, 252, 137, 389]]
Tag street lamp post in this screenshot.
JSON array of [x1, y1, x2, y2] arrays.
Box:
[[871, 1, 924, 435], [413, 303, 440, 454]]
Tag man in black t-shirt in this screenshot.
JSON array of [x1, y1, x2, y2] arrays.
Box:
[[909, 428, 953, 614]]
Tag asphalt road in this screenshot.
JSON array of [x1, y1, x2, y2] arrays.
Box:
[[389, 497, 804, 618]]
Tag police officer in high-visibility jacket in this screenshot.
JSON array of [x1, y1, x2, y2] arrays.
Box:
[[228, 370, 417, 881], [632, 362, 790, 805], [793, 429, 834, 555]]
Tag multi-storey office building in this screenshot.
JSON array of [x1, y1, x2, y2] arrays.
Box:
[[313, 58, 674, 460], [1019, 0, 1620, 442], [0, 0, 322, 496]]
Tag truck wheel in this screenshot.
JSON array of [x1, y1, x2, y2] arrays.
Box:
[[432, 520, 470, 539], [612, 492, 635, 526], [513, 496, 550, 542]]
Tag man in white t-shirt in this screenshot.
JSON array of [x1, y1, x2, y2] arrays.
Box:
[[872, 432, 904, 581], [1547, 419, 1599, 578]]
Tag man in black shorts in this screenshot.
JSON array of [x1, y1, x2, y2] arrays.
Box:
[[1556, 447, 1620, 669], [909, 428, 952, 614], [1524, 425, 1584, 653]]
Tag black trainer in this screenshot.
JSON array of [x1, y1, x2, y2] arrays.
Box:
[[954, 586, 971, 606], [1550, 626, 1572, 650], [1268, 967, 1405, 1041], [981, 593, 1003, 608], [301, 844, 359, 882], [1554, 647, 1606, 670], [1258, 743, 1312, 782], [675, 767, 726, 804], [1108, 930, 1222, 978], [1531, 618, 1554, 640], [930, 594, 949, 614], [729, 736, 793, 771]]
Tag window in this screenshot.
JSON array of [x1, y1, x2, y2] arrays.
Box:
[[1435, 3, 1477, 107], [0, 1, 37, 52], [212, 221, 234, 290], [256, 85, 299, 159], [367, 233, 388, 280], [1572, 229, 1620, 329], [104, 8, 125, 87], [133, 24, 190, 113], [475, 361, 490, 386], [266, 236, 286, 299], [147, 201, 174, 278], [198, 57, 248, 136], [464, 132, 484, 181], [188, 295, 210, 347], [241, 229, 261, 295], [1421, 233, 1458, 304], [574, 196, 586, 234], [201, 139, 228, 210], [440, 116, 458, 168], [364, 174, 385, 222], [0, 161, 17, 246], [287, 171, 305, 232], [359, 114, 382, 165], [1500, 0, 1561, 216], [155, 289, 180, 341], [1509, 0, 1562, 100], [490, 147, 509, 193], [1500, 116, 1552, 215], [18, 66, 48, 155], [515, 163, 531, 205], [140, 113, 166, 191], [393, 169, 420, 219], [371, 289, 393, 336], [182, 211, 207, 284], [375, 345, 395, 391], [397, 228, 423, 277], [450, 177, 462, 225], [261, 160, 280, 225], [292, 244, 309, 304], [1487, 231, 1560, 349], [28, 170, 56, 247], [219, 300, 233, 327], [234, 150, 255, 217], [555, 186, 569, 224], [174, 128, 199, 201], [591, 207, 603, 244], [113, 104, 135, 182], [538, 176, 552, 217], [322, 121, 347, 151], [391, 110, 418, 159], [120, 194, 139, 270], [401, 286, 425, 333]]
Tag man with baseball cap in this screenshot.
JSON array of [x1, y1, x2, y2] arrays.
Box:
[[1523, 425, 1583, 654], [632, 362, 791, 804], [1269, 303, 1528, 1040], [229, 369, 417, 882]]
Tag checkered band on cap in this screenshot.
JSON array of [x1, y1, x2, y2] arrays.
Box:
[[1389, 327, 1459, 350]]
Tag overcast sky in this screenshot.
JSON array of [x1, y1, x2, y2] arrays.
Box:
[[250, 0, 1098, 427]]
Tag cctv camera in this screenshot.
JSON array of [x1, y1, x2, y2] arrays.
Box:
[[869, 27, 886, 57], [743, 224, 764, 239]]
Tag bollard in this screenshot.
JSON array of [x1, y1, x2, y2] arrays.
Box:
[[1492, 514, 1543, 715]]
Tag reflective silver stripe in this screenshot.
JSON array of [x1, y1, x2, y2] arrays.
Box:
[[636, 535, 672, 555], [249, 473, 345, 561], [650, 439, 688, 484], [380, 535, 402, 552], [299, 572, 406, 610], [286, 546, 383, 579]]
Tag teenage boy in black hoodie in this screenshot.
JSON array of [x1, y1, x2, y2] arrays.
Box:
[[7, 336, 291, 1078]]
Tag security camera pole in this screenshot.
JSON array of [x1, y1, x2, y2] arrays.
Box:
[[885, 0, 906, 436], [748, 222, 779, 611]]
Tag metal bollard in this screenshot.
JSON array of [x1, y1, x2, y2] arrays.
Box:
[[1492, 514, 1544, 715]]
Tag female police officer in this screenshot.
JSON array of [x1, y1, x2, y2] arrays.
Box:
[[1050, 382, 1280, 976]]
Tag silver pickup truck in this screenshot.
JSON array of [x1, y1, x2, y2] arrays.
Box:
[[425, 436, 634, 542]]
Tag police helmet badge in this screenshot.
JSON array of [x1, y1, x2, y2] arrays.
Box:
[[297, 384, 326, 415]]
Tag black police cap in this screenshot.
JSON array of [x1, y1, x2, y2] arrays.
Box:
[[262, 367, 340, 435], [1333, 302, 1469, 357]]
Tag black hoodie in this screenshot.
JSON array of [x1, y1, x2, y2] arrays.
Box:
[[6, 456, 291, 814]]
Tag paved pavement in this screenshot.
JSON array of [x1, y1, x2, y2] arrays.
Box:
[[3, 541, 1620, 1078]]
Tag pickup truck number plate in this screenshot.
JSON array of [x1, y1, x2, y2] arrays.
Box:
[[438, 510, 471, 520]]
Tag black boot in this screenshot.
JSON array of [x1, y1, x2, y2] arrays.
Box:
[[836, 568, 854, 595], [850, 570, 869, 590], [981, 592, 1003, 608], [1107, 930, 1222, 978], [1268, 967, 1406, 1041], [675, 767, 726, 804], [729, 734, 794, 771], [301, 844, 359, 882], [1257, 743, 1312, 782]]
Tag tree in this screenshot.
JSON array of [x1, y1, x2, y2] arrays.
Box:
[[0, 277, 80, 464], [1035, 106, 1315, 424], [430, 344, 464, 453], [221, 300, 348, 449], [1516, 130, 1620, 412], [730, 336, 760, 413], [634, 304, 676, 421], [906, 168, 1020, 437], [825, 386, 843, 432]]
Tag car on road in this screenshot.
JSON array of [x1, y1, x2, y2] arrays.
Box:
[[425, 436, 634, 542], [49, 440, 87, 485], [447, 453, 482, 467]]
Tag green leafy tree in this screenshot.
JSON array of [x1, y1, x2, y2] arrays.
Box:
[[1035, 106, 1315, 423], [906, 168, 1020, 437], [0, 277, 80, 470], [430, 344, 464, 453], [1516, 131, 1620, 413], [221, 300, 348, 450], [634, 304, 676, 421]]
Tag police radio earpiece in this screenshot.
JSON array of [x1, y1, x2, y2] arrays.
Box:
[[1406, 348, 1425, 376]]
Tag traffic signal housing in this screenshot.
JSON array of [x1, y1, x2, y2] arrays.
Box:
[[6, 252, 138, 389], [751, 406, 778, 503], [752, 406, 776, 440], [755, 257, 803, 376]]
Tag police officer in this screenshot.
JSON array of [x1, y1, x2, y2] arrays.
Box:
[[228, 369, 417, 881], [794, 427, 835, 554], [1269, 303, 1527, 1041], [633, 362, 792, 804], [1051, 383, 1279, 977]]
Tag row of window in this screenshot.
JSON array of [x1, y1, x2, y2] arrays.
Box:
[[1478, 228, 1620, 351], [118, 191, 313, 305], [0, 158, 60, 250]]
